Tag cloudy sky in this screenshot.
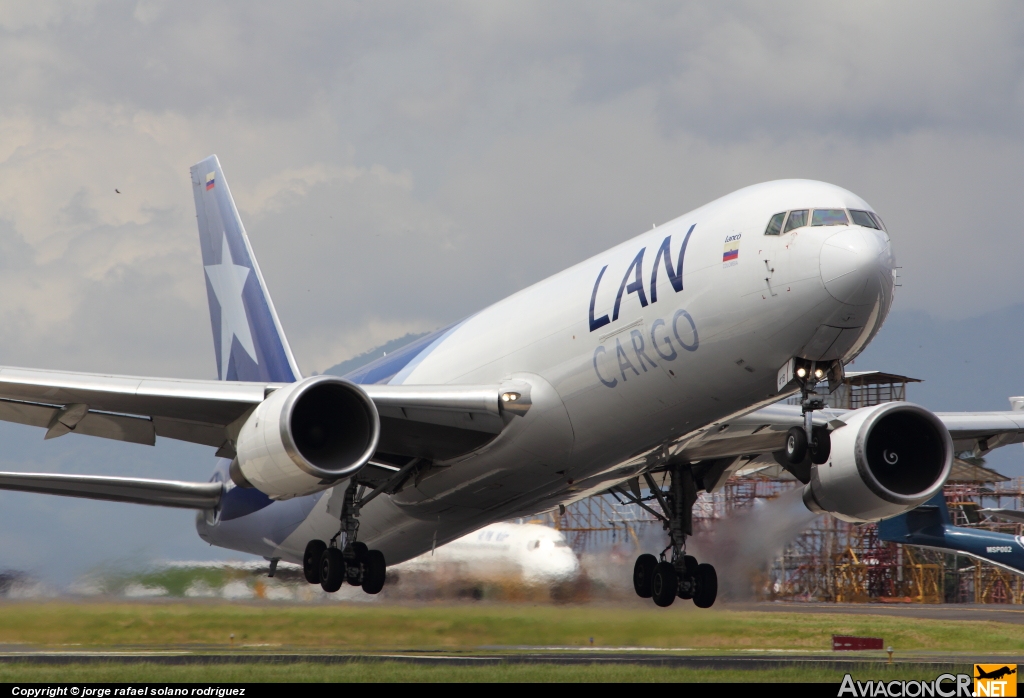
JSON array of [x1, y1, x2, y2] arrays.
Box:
[[1, 1, 1023, 579]]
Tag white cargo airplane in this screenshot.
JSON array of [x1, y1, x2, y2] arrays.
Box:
[[394, 522, 580, 586], [0, 155, 1021, 609]]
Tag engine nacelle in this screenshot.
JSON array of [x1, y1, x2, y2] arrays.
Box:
[[803, 402, 952, 523], [232, 376, 380, 499]]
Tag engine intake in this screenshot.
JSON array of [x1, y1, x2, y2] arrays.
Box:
[[233, 376, 380, 499], [803, 402, 952, 523]]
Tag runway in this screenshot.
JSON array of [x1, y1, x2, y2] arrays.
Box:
[[730, 602, 1024, 624], [0, 650, 1007, 670]]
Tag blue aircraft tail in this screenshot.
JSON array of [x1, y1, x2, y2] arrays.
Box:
[[877, 491, 950, 540], [878, 489, 1024, 575], [191, 155, 300, 383]]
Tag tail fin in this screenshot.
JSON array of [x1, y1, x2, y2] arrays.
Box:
[[877, 491, 950, 541], [191, 155, 300, 383]]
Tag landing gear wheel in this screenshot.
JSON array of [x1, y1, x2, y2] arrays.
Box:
[[320, 548, 345, 593], [785, 426, 808, 465], [651, 561, 678, 608], [303, 540, 326, 584], [350, 541, 369, 561], [693, 563, 718, 609], [361, 550, 387, 595], [677, 555, 699, 599], [633, 554, 657, 598], [809, 427, 831, 465]]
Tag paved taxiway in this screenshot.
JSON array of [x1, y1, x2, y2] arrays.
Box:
[[0, 651, 1008, 670], [730, 602, 1024, 625]]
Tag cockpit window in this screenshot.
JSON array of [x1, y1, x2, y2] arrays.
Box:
[[849, 209, 880, 229], [811, 209, 849, 226], [764, 212, 785, 236], [869, 211, 886, 231], [783, 209, 807, 233]]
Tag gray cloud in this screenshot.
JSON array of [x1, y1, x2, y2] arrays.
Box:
[[0, 1, 1022, 573]]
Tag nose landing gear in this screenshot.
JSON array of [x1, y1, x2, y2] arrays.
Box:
[[777, 359, 841, 481], [617, 465, 718, 609]]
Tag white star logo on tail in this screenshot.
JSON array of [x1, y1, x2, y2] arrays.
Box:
[[204, 233, 257, 379]]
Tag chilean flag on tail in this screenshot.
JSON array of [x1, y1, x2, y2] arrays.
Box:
[[190, 155, 300, 384]]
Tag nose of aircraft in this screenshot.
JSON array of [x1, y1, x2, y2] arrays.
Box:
[[819, 227, 894, 306]]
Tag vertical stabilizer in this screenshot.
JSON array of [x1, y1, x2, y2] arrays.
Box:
[[191, 155, 300, 383], [877, 491, 950, 540]]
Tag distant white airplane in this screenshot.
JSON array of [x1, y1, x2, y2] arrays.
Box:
[[394, 522, 579, 585], [0, 155, 1023, 609]]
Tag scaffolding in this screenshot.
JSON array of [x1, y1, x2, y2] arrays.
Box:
[[546, 370, 1024, 604], [829, 371, 921, 410], [753, 477, 1024, 604], [548, 495, 655, 551], [785, 371, 921, 409]]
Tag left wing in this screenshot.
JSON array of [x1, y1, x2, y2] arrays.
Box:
[[0, 366, 523, 461]]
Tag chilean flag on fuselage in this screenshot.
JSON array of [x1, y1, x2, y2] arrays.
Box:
[[191, 155, 300, 384]]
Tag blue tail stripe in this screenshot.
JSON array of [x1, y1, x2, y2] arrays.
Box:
[[342, 321, 459, 385]]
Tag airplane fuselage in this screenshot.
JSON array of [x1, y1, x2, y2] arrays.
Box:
[[198, 179, 896, 567]]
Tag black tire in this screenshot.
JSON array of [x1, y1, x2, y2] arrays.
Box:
[[651, 561, 677, 608], [809, 427, 831, 465], [785, 426, 808, 464], [362, 550, 387, 595], [303, 540, 326, 584], [350, 541, 369, 562], [633, 554, 657, 598], [693, 563, 718, 609], [320, 548, 345, 593], [682, 555, 699, 577]]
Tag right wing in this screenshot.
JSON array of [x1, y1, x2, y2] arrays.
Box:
[[660, 401, 1024, 490], [0, 472, 222, 509]]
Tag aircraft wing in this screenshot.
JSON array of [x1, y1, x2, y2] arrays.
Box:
[[0, 366, 517, 461], [0, 472, 222, 509], [668, 403, 1024, 489]]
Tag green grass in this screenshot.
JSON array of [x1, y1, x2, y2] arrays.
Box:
[[0, 601, 1018, 653], [0, 661, 974, 683]]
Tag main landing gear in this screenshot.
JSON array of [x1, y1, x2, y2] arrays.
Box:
[[302, 479, 387, 595], [616, 465, 717, 608]]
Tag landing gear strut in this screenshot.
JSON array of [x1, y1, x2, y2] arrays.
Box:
[[785, 359, 837, 470], [303, 479, 388, 595], [618, 465, 718, 609]]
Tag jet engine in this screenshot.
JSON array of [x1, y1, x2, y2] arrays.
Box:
[[231, 375, 380, 499], [802, 402, 952, 523]]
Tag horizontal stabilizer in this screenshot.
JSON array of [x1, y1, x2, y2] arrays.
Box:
[[0, 472, 222, 509], [980, 508, 1024, 524]]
